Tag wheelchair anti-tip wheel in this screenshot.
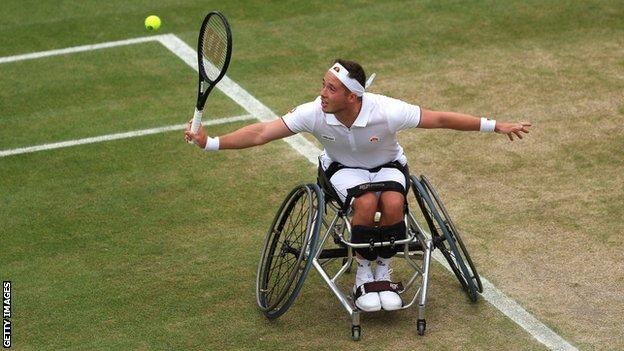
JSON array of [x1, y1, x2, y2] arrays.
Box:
[[351, 325, 361, 341], [256, 183, 323, 319], [411, 175, 482, 302]]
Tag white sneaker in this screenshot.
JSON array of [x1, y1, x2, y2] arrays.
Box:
[[379, 290, 402, 311], [353, 285, 381, 312], [375, 258, 403, 311]]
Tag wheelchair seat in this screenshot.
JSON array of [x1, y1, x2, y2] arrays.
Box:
[[316, 157, 412, 212]]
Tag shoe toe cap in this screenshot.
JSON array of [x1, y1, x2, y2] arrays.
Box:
[[356, 292, 381, 312], [379, 291, 402, 310]]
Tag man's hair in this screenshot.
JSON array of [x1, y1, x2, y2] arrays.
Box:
[[334, 58, 366, 89]]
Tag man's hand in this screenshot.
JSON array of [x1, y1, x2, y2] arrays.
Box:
[[495, 122, 532, 141], [184, 119, 208, 148]]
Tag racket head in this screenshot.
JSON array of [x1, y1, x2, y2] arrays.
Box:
[[197, 11, 233, 85]]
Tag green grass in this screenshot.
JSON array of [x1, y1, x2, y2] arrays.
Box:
[[0, 42, 244, 149], [2, 0, 623, 350]]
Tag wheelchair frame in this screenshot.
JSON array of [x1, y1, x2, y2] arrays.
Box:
[[256, 170, 482, 341]]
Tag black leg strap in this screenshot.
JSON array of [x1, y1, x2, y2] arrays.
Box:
[[351, 225, 378, 261], [377, 221, 407, 258]]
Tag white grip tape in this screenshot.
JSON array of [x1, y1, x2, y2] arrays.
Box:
[[191, 108, 203, 133]]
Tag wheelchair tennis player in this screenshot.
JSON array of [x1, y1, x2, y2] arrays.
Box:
[[185, 59, 531, 312]]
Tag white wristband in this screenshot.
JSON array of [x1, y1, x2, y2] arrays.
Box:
[[204, 136, 220, 151], [480, 117, 496, 132]]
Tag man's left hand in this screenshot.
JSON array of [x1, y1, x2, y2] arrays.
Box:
[[495, 122, 532, 141]]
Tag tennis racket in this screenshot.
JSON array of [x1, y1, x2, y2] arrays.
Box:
[[189, 11, 233, 141]]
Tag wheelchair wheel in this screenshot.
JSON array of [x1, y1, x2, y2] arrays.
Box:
[[256, 183, 323, 319], [411, 175, 482, 302]]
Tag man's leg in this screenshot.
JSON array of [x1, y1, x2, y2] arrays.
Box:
[[374, 180, 407, 310], [352, 192, 378, 226], [350, 193, 383, 311], [378, 191, 404, 226], [327, 168, 382, 311]]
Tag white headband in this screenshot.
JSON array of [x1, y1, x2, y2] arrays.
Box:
[[328, 62, 376, 97]]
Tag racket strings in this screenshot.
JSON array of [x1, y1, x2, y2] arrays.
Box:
[[200, 17, 229, 81]]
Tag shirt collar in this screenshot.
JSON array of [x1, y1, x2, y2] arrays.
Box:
[[351, 94, 372, 127], [325, 114, 342, 125], [323, 94, 372, 127]]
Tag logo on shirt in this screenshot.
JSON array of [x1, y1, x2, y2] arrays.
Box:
[[321, 134, 336, 142], [369, 136, 380, 143], [333, 67, 340, 72]]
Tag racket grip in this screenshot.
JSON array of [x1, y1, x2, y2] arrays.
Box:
[[191, 108, 203, 133]]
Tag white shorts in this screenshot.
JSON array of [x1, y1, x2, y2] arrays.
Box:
[[321, 157, 407, 203]]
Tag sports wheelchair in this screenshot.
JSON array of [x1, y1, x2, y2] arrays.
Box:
[[256, 160, 483, 340]]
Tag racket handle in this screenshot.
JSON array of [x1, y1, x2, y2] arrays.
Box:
[[191, 108, 203, 133], [188, 108, 203, 145]]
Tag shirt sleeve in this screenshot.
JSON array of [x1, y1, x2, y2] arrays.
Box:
[[383, 96, 421, 133], [281, 100, 318, 134]]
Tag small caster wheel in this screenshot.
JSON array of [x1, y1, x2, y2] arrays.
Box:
[[417, 319, 426, 336], [351, 325, 361, 341]]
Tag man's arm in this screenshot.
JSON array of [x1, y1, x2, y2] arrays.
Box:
[[185, 118, 295, 149], [418, 108, 532, 141]]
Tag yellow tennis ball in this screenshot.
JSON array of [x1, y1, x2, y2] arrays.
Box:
[[145, 15, 161, 31]]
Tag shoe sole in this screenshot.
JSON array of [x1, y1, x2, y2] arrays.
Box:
[[356, 303, 382, 312]]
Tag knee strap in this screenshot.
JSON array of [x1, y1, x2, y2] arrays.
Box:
[[377, 221, 407, 259], [351, 225, 379, 261]]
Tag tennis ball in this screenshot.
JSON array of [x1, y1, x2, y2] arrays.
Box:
[[145, 15, 161, 31]]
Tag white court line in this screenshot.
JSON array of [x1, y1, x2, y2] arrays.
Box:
[[0, 35, 165, 64], [0, 35, 578, 351], [0, 115, 253, 158]]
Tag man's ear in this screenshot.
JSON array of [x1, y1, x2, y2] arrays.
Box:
[[347, 92, 358, 102]]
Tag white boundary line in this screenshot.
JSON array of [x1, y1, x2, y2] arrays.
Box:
[[0, 35, 164, 64], [0, 115, 253, 158], [0, 35, 578, 351]]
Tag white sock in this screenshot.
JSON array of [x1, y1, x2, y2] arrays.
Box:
[[355, 257, 374, 287], [375, 257, 392, 281]]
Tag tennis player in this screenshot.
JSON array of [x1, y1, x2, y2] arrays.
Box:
[[185, 59, 531, 312]]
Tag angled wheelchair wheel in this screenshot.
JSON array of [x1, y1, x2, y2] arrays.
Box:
[[256, 183, 323, 319], [421, 176, 483, 295], [411, 175, 482, 302]]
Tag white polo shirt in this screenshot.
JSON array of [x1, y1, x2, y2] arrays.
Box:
[[282, 92, 421, 169]]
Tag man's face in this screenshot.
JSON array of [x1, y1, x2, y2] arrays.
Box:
[[320, 71, 354, 114]]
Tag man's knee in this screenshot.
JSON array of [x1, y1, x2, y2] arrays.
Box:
[[379, 191, 405, 222], [352, 192, 379, 218]]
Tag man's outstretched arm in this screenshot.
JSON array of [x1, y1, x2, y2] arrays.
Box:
[[185, 118, 295, 149], [418, 108, 532, 141]]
